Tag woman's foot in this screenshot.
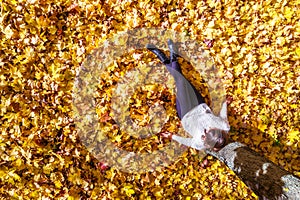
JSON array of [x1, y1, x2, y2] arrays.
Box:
[[146, 44, 170, 64], [167, 39, 179, 62]]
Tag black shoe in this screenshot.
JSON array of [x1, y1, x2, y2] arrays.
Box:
[[146, 44, 170, 64], [167, 39, 179, 62]]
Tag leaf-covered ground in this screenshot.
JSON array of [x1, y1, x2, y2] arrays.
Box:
[[0, 0, 299, 199]]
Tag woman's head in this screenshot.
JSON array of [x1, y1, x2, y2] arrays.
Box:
[[203, 128, 228, 151]]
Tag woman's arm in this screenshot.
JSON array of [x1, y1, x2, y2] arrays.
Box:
[[219, 101, 228, 120], [220, 97, 233, 120], [171, 135, 194, 148], [172, 135, 207, 150]]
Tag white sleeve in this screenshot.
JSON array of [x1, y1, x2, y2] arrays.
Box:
[[171, 135, 194, 148], [172, 135, 207, 150], [219, 101, 228, 120]]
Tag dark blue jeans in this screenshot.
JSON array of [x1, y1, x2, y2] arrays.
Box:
[[165, 61, 205, 119]]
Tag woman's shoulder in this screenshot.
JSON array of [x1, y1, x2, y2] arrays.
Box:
[[181, 104, 211, 133], [184, 103, 211, 117], [181, 103, 229, 132]]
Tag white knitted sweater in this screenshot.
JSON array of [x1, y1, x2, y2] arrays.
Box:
[[172, 102, 230, 150]]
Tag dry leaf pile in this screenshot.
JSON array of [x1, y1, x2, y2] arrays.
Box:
[[0, 0, 299, 199]]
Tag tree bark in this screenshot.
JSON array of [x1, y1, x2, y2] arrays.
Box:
[[206, 142, 300, 200]]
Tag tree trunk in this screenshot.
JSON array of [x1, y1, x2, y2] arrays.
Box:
[[206, 142, 300, 200]]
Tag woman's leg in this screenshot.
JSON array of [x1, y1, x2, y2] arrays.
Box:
[[165, 61, 205, 119], [146, 44, 205, 119]]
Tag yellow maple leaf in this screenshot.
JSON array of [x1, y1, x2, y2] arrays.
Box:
[[284, 7, 294, 20], [295, 47, 300, 56], [54, 180, 63, 188], [287, 130, 299, 143], [123, 185, 135, 196], [114, 135, 122, 143]]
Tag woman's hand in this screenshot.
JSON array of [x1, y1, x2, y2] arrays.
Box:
[[226, 96, 233, 105], [161, 131, 173, 139], [201, 158, 209, 168]]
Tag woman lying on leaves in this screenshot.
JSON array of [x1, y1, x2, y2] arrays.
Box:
[[146, 39, 230, 153]]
